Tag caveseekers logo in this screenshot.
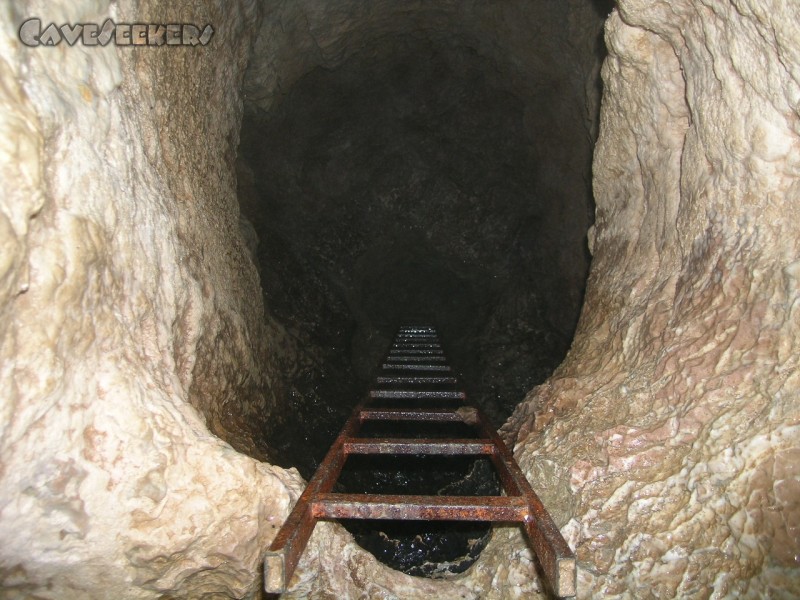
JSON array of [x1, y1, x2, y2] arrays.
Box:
[[19, 18, 214, 47]]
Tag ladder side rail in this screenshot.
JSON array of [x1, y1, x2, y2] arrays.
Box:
[[263, 404, 364, 593], [474, 411, 576, 597]]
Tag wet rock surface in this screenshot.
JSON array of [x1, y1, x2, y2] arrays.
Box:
[[344, 520, 492, 578]]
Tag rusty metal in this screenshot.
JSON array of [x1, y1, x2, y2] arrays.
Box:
[[263, 405, 361, 593], [384, 355, 448, 363], [474, 410, 577, 597], [359, 407, 467, 422], [264, 325, 576, 597], [375, 376, 458, 385], [369, 390, 466, 400], [392, 342, 441, 349], [343, 438, 494, 455], [381, 363, 452, 371], [312, 494, 528, 521], [389, 348, 444, 355]]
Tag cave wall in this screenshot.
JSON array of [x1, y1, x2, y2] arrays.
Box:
[[0, 1, 304, 597], [275, 0, 800, 597], [1, 0, 798, 599], [238, 0, 607, 458], [503, 1, 800, 597]]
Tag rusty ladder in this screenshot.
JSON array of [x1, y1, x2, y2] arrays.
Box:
[[264, 325, 576, 597]]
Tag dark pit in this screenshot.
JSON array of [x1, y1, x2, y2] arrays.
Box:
[[238, 0, 603, 579]]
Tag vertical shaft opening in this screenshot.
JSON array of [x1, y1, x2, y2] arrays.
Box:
[[235, 1, 608, 577], [238, 2, 607, 473]]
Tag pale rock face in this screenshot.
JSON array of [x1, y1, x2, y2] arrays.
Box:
[[0, 0, 303, 597], [500, 2, 800, 598], [1, 0, 799, 599]]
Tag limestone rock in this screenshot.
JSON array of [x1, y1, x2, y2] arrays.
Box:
[[0, 0, 302, 597], [1, 0, 798, 598], [504, 3, 800, 597]]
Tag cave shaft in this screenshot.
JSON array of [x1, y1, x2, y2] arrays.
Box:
[[265, 326, 575, 597], [1, 0, 798, 598]]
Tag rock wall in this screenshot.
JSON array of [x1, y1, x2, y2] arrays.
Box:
[[0, 1, 304, 597], [502, 1, 800, 597]]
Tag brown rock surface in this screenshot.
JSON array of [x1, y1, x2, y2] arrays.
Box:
[[500, 3, 800, 598], [1, 0, 798, 598]]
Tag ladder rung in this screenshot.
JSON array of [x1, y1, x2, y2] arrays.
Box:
[[343, 438, 494, 455], [389, 348, 445, 356], [312, 493, 528, 521], [360, 408, 467, 422], [376, 376, 458, 385], [393, 343, 441, 349], [369, 390, 465, 400], [382, 363, 451, 371], [388, 356, 447, 363]]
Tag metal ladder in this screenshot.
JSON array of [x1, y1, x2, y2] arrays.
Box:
[[264, 325, 576, 597]]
